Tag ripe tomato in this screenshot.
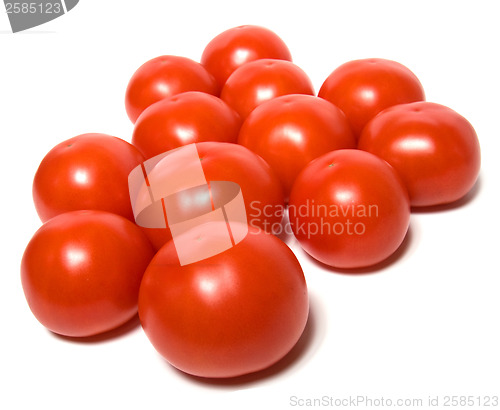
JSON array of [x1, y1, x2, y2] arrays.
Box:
[[289, 149, 410, 269], [21, 210, 155, 337], [139, 142, 285, 250], [221, 58, 314, 120], [238, 94, 355, 200], [318, 58, 425, 137], [33, 133, 145, 223], [138, 225, 308, 378], [125, 55, 219, 123], [132, 91, 242, 159], [358, 102, 481, 207], [201, 25, 292, 89]]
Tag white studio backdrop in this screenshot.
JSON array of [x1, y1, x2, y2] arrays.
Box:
[[1, 1, 499, 409]]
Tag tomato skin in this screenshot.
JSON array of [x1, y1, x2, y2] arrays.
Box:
[[318, 58, 425, 137], [289, 149, 410, 269], [358, 102, 481, 207], [221, 58, 314, 121], [132, 91, 242, 159], [138, 226, 308, 378], [125, 55, 219, 123], [238, 94, 355, 200], [33, 133, 145, 223], [21, 210, 155, 337], [201, 25, 292, 89], [139, 142, 285, 250]]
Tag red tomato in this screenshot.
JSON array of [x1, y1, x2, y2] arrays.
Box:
[[221, 59, 314, 120], [140, 142, 285, 250], [21, 210, 155, 337], [318, 58, 425, 137], [33, 133, 145, 223], [358, 102, 481, 207], [132, 91, 242, 159], [289, 149, 410, 269], [138, 225, 308, 378], [238, 94, 355, 200], [201, 25, 292, 89], [125, 55, 219, 123]]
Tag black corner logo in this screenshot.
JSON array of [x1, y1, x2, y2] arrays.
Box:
[[4, 0, 79, 33]]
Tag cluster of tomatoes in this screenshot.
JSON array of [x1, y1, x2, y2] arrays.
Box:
[[21, 25, 480, 379]]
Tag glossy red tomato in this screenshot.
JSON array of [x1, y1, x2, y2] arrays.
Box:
[[318, 58, 425, 137], [289, 149, 410, 269], [201, 25, 292, 89], [140, 142, 285, 250], [138, 225, 308, 378], [21, 210, 155, 337], [221, 59, 314, 120], [33, 133, 145, 223], [358, 102, 481, 207], [238, 94, 356, 200], [132, 91, 242, 159], [125, 55, 219, 123]]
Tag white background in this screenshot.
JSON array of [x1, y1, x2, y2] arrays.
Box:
[[1, 1, 499, 409]]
